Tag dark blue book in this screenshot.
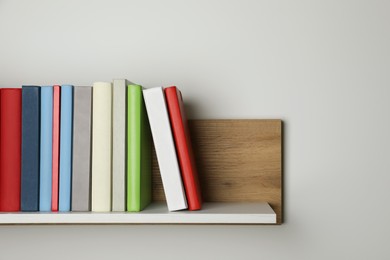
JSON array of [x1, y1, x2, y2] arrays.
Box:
[[21, 86, 41, 211]]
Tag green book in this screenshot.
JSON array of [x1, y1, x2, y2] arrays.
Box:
[[127, 84, 152, 211]]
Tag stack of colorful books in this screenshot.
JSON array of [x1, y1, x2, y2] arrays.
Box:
[[0, 80, 202, 213]]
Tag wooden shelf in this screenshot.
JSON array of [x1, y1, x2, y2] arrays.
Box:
[[153, 119, 283, 224], [1, 119, 282, 225], [0, 202, 276, 224]]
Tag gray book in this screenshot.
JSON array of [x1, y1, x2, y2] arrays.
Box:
[[71, 86, 92, 211], [112, 79, 130, 211]]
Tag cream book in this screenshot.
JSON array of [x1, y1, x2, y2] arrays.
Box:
[[143, 87, 187, 211], [112, 79, 130, 211], [91, 82, 112, 212]]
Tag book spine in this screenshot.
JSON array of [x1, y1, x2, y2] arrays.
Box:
[[0, 89, 22, 212], [142, 87, 186, 211], [91, 82, 112, 212], [165, 86, 202, 210], [39, 86, 53, 212], [127, 85, 152, 212], [51, 85, 60, 211], [21, 86, 41, 211], [58, 85, 73, 211], [112, 79, 126, 211], [71, 86, 92, 211]]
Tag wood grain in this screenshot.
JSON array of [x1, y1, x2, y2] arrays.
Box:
[[152, 119, 283, 224]]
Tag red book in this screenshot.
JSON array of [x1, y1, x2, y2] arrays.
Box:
[[51, 85, 60, 211], [0, 88, 22, 211], [164, 86, 202, 210]]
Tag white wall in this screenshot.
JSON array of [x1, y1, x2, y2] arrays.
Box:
[[1, 0, 390, 259]]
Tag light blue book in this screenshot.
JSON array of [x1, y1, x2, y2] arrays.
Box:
[[39, 86, 53, 212], [59, 85, 73, 211]]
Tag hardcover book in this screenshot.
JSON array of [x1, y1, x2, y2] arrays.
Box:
[[72, 86, 92, 211], [21, 86, 41, 211], [91, 82, 112, 212], [112, 79, 128, 211], [51, 85, 60, 211], [143, 87, 187, 211], [39, 86, 53, 212], [58, 85, 73, 211], [0, 88, 22, 212], [165, 86, 202, 210], [127, 84, 152, 212]]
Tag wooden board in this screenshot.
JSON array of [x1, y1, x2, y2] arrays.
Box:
[[152, 119, 283, 224]]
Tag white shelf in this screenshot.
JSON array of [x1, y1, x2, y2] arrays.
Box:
[[0, 202, 276, 224]]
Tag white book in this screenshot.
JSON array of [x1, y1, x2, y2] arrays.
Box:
[[143, 87, 187, 211], [91, 82, 112, 212], [112, 79, 130, 211]]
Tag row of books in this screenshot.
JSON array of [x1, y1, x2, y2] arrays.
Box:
[[0, 80, 202, 212]]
